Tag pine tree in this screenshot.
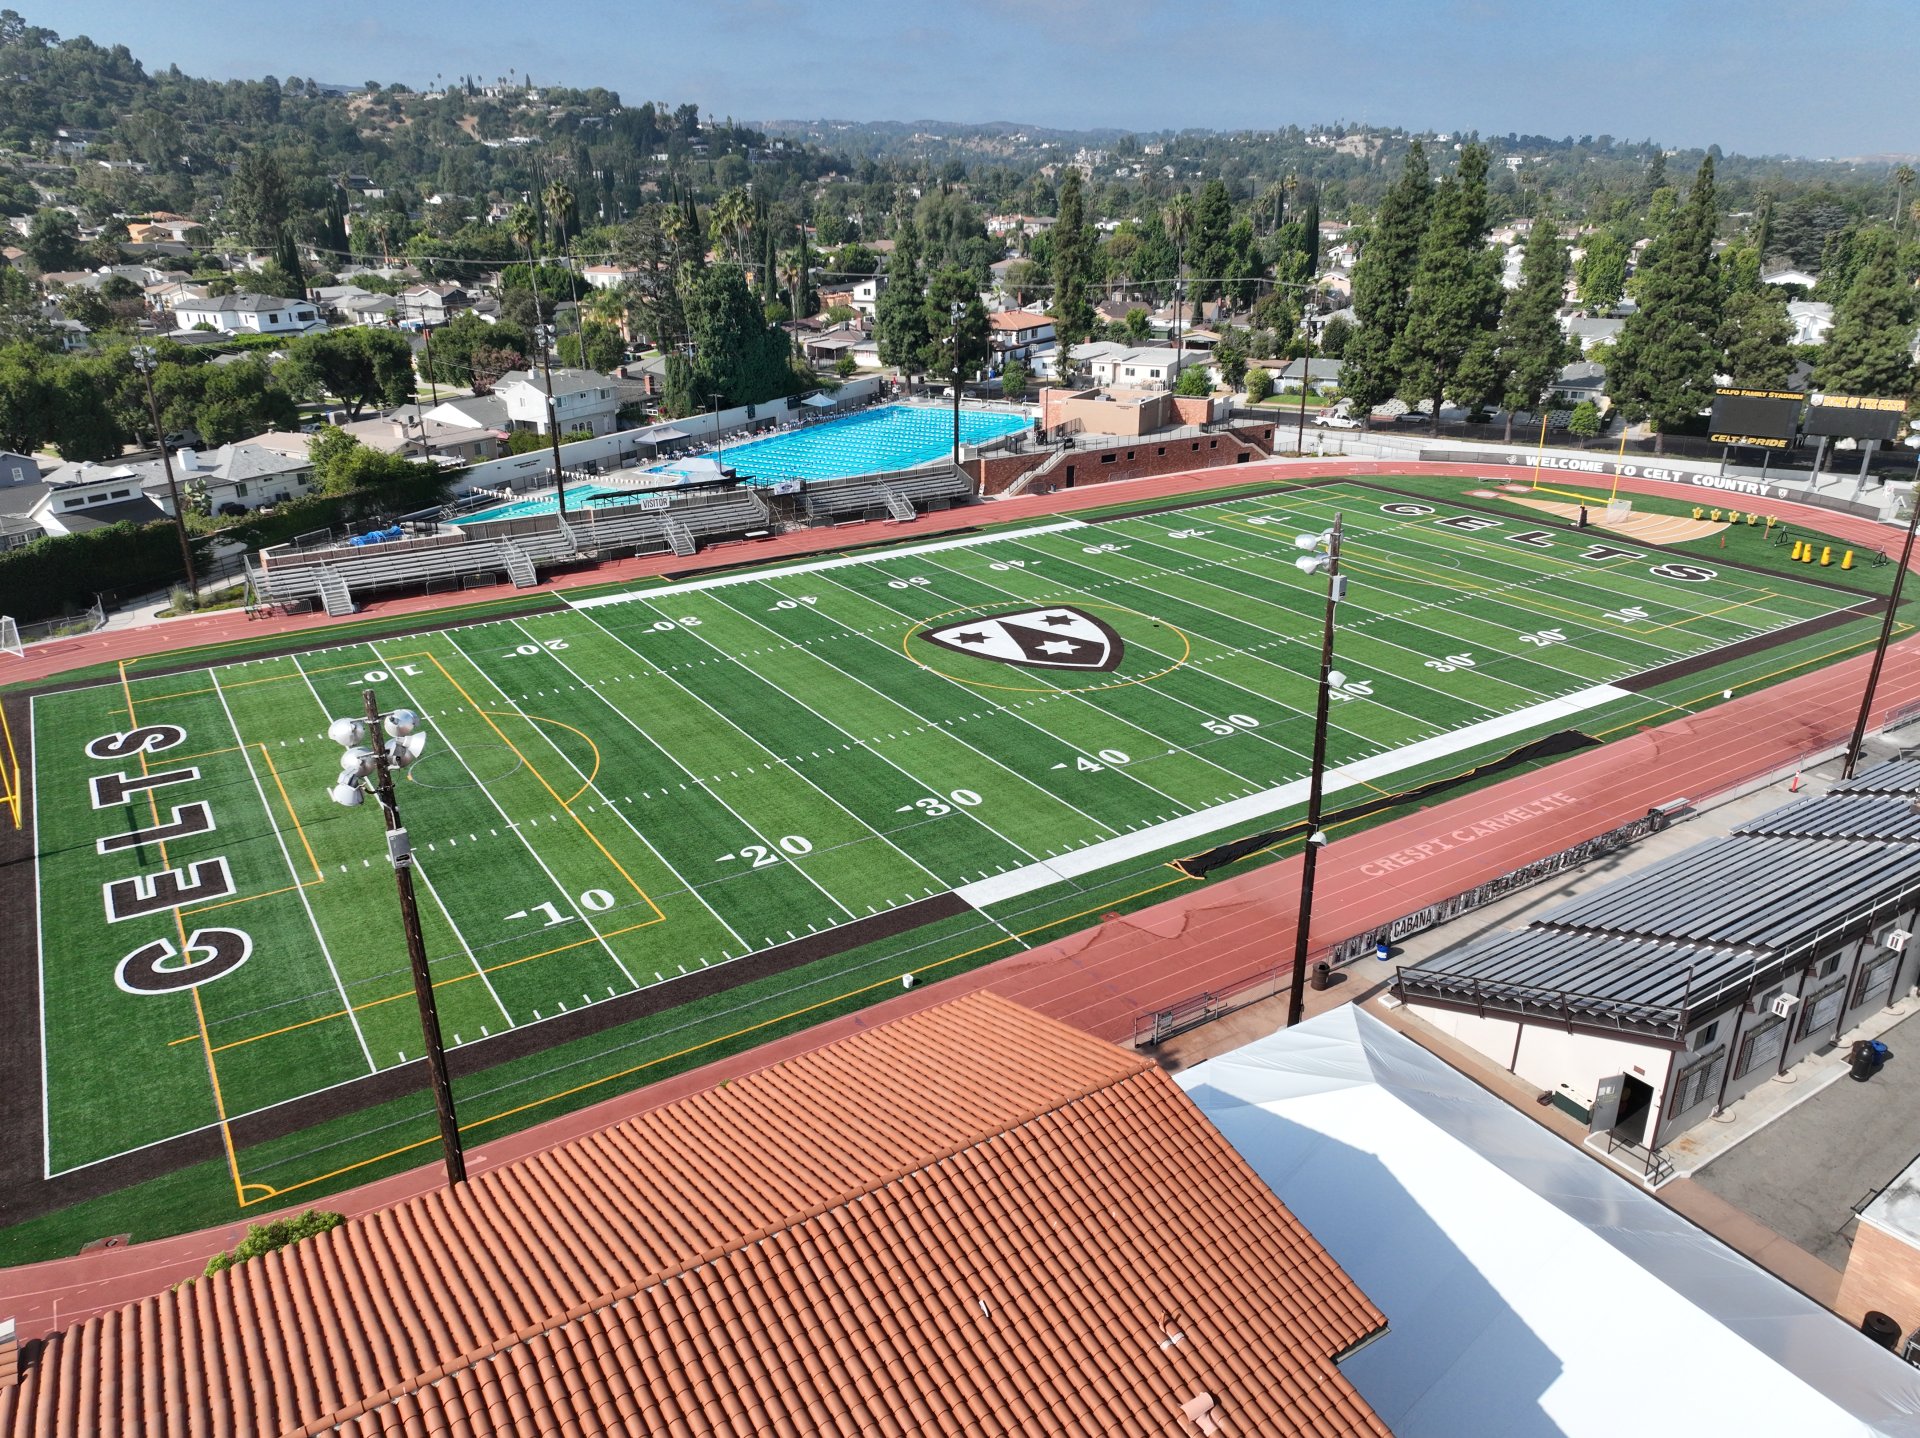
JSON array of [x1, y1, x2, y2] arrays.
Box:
[[1190, 179, 1233, 302], [1395, 143, 1501, 432], [1717, 253, 1795, 389], [1342, 141, 1431, 426], [1300, 195, 1321, 276], [1607, 156, 1722, 454], [275, 227, 307, 300], [1817, 229, 1918, 398], [1049, 170, 1096, 363], [1497, 212, 1573, 440], [874, 222, 929, 385]]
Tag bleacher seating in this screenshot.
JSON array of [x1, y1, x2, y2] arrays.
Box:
[[806, 467, 973, 520], [255, 488, 776, 610]]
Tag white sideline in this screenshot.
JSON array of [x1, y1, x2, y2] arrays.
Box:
[[566, 520, 1088, 608], [954, 683, 1636, 907]]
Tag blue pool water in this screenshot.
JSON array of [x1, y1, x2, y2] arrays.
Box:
[[453, 403, 1026, 525]]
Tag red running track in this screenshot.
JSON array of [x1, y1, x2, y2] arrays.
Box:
[[3, 458, 1913, 1334]]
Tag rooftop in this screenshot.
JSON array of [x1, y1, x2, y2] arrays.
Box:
[[0, 992, 1387, 1438], [172, 293, 309, 313]]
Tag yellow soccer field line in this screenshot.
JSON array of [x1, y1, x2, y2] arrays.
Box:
[[190, 983, 250, 1208], [170, 916, 666, 1052], [0, 695, 19, 829], [256, 743, 324, 880], [420, 652, 662, 918], [477, 709, 602, 805], [235, 872, 1201, 1203], [181, 880, 322, 917]]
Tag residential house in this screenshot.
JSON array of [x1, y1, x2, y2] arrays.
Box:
[[801, 325, 866, 365], [125, 213, 204, 245], [144, 278, 208, 312], [850, 273, 887, 319], [1763, 267, 1820, 291], [494, 367, 622, 436], [1258, 356, 1344, 392], [415, 393, 512, 433], [984, 213, 1057, 239], [171, 293, 324, 336], [1565, 315, 1627, 352], [1551, 360, 1608, 407], [1068, 341, 1184, 390], [395, 282, 469, 327], [581, 264, 635, 291], [1787, 300, 1835, 346], [337, 414, 501, 464], [12, 462, 171, 537], [985, 309, 1055, 367]]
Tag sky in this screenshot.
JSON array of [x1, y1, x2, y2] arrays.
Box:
[[47, 0, 1918, 160]]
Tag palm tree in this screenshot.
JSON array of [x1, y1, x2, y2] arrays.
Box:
[[1896, 165, 1917, 231], [542, 179, 575, 252], [710, 187, 753, 269], [1164, 192, 1194, 379]]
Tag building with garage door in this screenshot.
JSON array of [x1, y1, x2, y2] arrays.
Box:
[[1389, 758, 1920, 1162]]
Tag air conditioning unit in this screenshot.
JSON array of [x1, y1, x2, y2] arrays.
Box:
[[1771, 993, 1801, 1020]]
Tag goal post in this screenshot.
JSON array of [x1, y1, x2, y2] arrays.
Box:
[[0, 615, 21, 658]]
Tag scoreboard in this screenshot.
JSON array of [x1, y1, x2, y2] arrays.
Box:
[[1804, 393, 1909, 442], [1708, 388, 1802, 450]]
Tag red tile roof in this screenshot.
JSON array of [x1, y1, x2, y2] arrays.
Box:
[[1, 992, 1386, 1437], [988, 310, 1052, 332]]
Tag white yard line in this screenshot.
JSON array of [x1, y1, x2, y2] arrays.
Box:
[[32, 694, 50, 1177], [955, 681, 1634, 907], [566, 520, 1088, 609], [210, 667, 380, 1074], [410, 857, 517, 1031], [361, 642, 648, 992]]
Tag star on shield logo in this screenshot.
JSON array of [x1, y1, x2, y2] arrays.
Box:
[[923, 606, 1125, 673]]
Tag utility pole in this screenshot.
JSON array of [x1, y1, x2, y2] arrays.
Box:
[[949, 299, 965, 470], [128, 345, 197, 593]]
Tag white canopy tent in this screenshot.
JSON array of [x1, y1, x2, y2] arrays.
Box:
[[1177, 1006, 1920, 1437]]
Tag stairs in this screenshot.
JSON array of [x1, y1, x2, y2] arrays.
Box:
[[499, 541, 539, 589], [665, 517, 697, 558], [883, 487, 918, 522], [554, 517, 580, 557], [316, 564, 355, 617]]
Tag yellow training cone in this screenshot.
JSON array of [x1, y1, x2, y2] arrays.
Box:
[[1842, 550, 1854, 570], [1821, 545, 1832, 566]]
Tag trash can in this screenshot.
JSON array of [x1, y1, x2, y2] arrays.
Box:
[[1375, 940, 1392, 962], [1862, 1311, 1901, 1349], [1849, 1039, 1885, 1083], [1310, 961, 1331, 992]]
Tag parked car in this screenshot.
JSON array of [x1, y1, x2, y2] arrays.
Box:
[[163, 430, 200, 448], [1312, 410, 1360, 430]]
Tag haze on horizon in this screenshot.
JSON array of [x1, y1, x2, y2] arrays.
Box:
[[47, 0, 1917, 162]]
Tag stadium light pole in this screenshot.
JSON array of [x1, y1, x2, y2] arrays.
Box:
[[949, 299, 965, 470], [1286, 514, 1347, 1028], [128, 345, 198, 595], [709, 392, 725, 469], [326, 694, 466, 1187], [1844, 437, 1920, 778]]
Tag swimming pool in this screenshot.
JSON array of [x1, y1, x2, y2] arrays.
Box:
[[452, 403, 1027, 525]]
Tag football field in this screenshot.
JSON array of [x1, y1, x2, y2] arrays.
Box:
[[22, 479, 1878, 1203]]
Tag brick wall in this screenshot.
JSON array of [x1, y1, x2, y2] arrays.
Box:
[[1836, 1220, 1920, 1340], [969, 427, 1278, 497]]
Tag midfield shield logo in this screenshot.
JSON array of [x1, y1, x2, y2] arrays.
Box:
[[923, 606, 1125, 672]]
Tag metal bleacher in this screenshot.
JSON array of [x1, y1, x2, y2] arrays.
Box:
[[806, 466, 973, 522], [254, 487, 775, 612]]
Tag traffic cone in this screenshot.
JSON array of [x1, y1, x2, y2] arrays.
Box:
[[1790, 769, 1801, 793]]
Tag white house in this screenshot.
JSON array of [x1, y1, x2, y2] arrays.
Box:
[[1763, 267, 1820, 290], [494, 368, 622, 436], [850, 274, 887, 319], [1787, 299, 1835, 346], [581, 264, 635, 291], [172, 293, 324, 336], [986, 309, 1055, 366], [1068, 341, 1183, 390]]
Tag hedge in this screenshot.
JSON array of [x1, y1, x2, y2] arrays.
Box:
[[0, 520, 210, 622]]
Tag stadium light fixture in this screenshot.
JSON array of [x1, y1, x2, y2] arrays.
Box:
[[1287, 514, 1347, 1028], [1844, 437, 1920, 778], [325, 688, 467, 1186]]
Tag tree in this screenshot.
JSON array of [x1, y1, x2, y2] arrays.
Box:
[[1567, 401, 1602, 437], [558, 319, 624, 373], [1607, 157, 1723, 453], [542, 179, 576, 253], [1245, 366, 1273, 403], [1817, 229, 1918, 398], [1318, 314, 1353, 358], [1718, 286, 1796, 389], [285, 328, 418, 419], [834, 354, 858, 378], [0, 344, 51, 452], [48, 357, 128, 461], [1190, 179, 1233, 301], [1342, 141, 1431, 425], [683, 263, 796, 407], [915, 265, 990, 388], [308, 425, 420, 495], [428, 313, 531, 389], [1395, 143, 1501, 432], [227, 150, 293, 248], [273, 227, 307, 301], [1212, 330, 1249, 391], [1497, 212, 1573, 439], [1575, 230, 1629, 315], [1123, 307, 1153, 345], [1895, 165, 1916, 231], [1175, 364, 1214, 397], [1000, 357, 1028, 397], [25, 208, 79, 272], [1164, 192, 1195, 379], [709, 187, 752, 268], [1049, 170, 1097, 364], [874, 223, 929, 384]]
